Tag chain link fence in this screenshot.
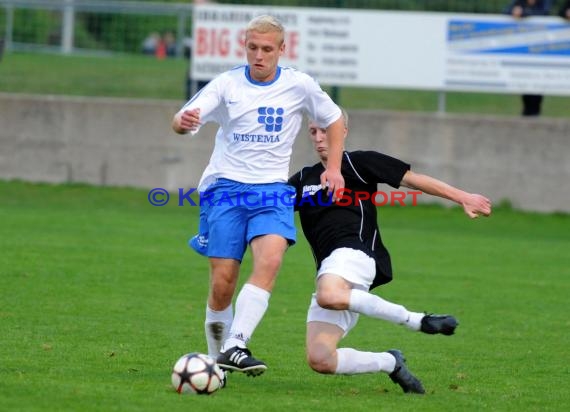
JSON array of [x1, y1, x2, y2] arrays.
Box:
[[1, 0, 567, 57], [0, 1, 192, 56]]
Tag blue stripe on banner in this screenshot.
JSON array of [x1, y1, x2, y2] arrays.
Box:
[[470, 41, 570, 56], [447, 20, 568, 42]]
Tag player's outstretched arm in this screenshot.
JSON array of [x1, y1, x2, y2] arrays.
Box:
[[172, 108, 201, 135], [400, 170, 492, 218]]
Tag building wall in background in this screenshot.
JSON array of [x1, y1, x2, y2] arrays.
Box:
[[1, 93, 568, 212]]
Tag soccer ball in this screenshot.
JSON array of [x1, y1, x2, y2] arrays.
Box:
[[171, 352, 224, 395]]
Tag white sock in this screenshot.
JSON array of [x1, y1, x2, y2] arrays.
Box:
[[348, 289, 423, 331], [221, 283, 270, 352], [335, 348, 396, 374], [204, 304, 233, 358]]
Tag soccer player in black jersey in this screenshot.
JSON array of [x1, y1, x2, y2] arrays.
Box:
[[288, 108, 492, 394]]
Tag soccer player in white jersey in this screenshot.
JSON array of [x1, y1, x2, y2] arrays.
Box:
[[288, 109, 492, 393], [172, 15, 345, 376]]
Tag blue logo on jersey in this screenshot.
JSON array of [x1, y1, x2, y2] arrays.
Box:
[[258, 107, 284, 132]]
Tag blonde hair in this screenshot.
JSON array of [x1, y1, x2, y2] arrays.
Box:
[[246, 15, 285, 45]]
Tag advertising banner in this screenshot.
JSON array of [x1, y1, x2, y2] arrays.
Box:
[[191, 4, 570, 95]]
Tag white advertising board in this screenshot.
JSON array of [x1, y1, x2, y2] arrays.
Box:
[[191, 4, 570, 95]]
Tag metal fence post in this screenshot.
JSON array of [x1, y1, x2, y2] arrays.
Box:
[[437, 91, 447, 114], [5, 3, 13, 52], [176, 12, 186, 57], [62, 0, 75, 54]]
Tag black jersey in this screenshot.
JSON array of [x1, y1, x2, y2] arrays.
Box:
[[288, 151, 410, 290]]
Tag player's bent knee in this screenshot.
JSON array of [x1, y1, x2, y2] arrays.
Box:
[[315, 290, 346, 310], [307, 350, 336, 374]]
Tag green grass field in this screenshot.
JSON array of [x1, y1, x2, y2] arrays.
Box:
[[1, 52, 570, 117], [1, 180, 568, 411]]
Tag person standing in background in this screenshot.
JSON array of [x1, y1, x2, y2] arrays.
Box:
[[559, 0, 570, 19], [504, 0, 553, 116]]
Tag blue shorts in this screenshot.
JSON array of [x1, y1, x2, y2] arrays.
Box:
[[189, 178, 296, 261]]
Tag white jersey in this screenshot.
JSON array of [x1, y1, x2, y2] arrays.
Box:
[[179, 65, 341, 191]]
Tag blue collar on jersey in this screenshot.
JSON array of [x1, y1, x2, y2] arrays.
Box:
[[245, 65, 282, 86]]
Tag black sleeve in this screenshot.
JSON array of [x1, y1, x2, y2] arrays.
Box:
[[287, 172, 297, 187], [347, 151, 410, 189], [287, 171, 302, 212]]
